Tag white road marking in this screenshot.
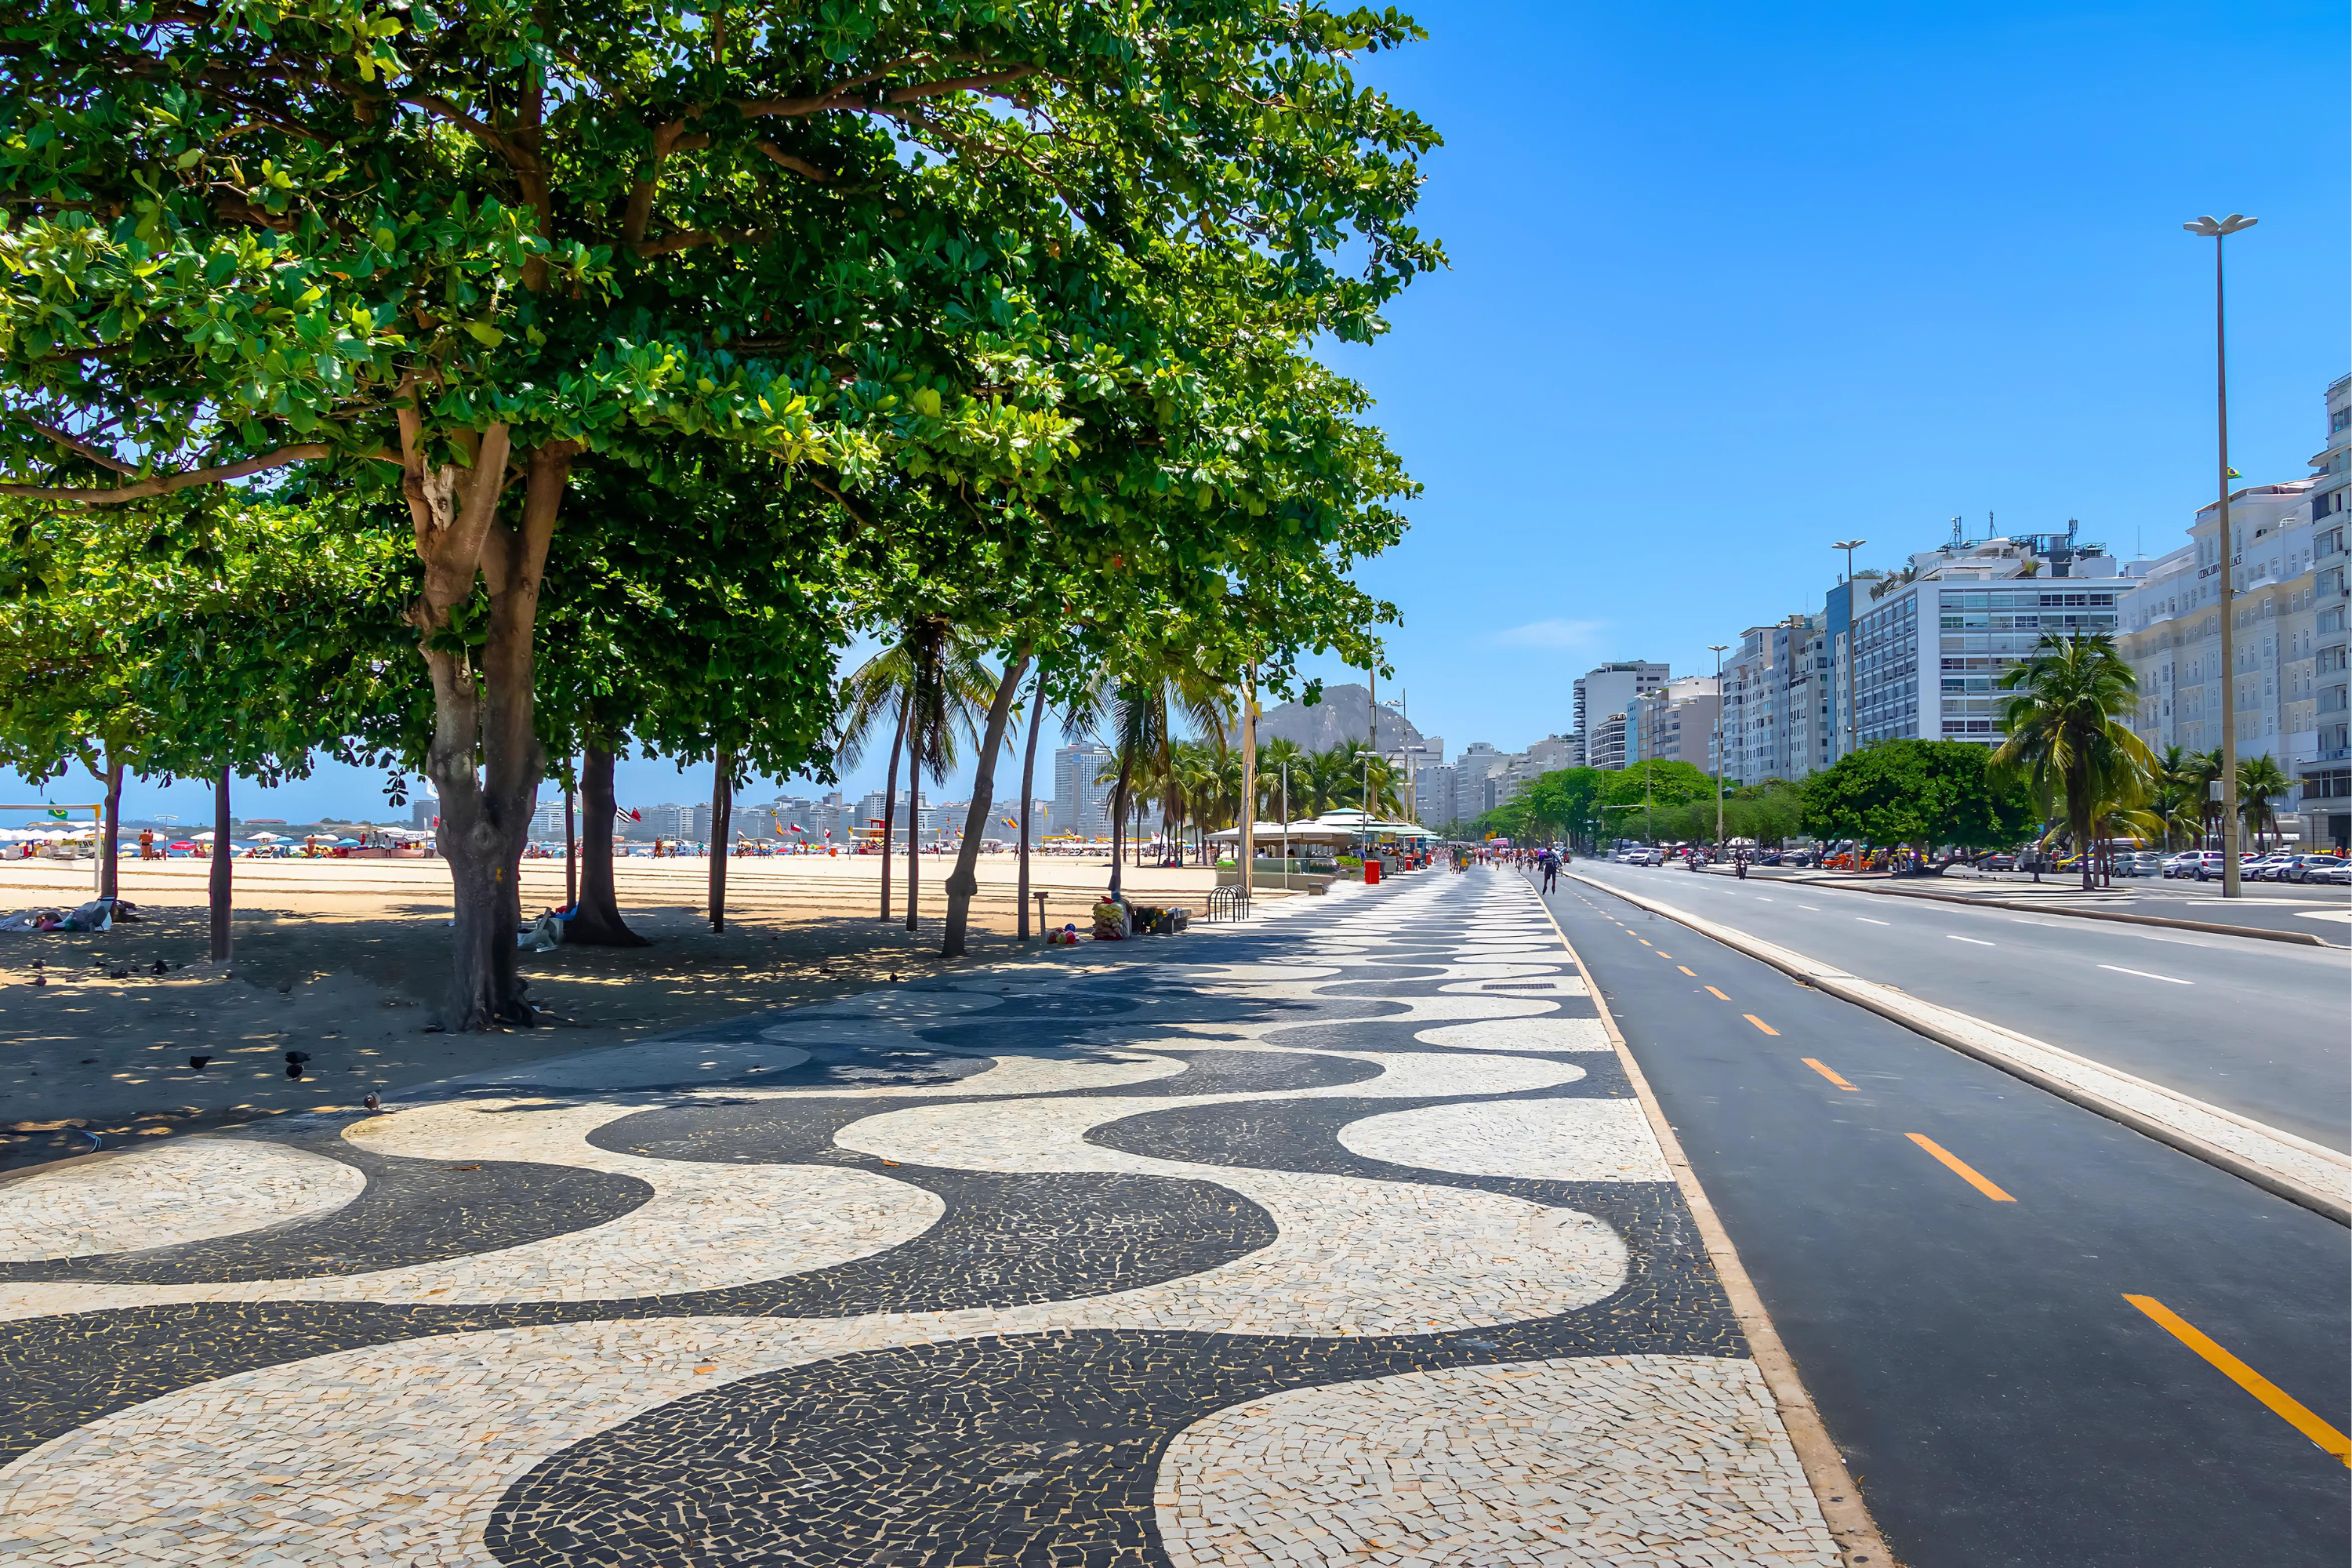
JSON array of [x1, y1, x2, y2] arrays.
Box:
[[2098, 964, 2192, 985], [1947, 935, 1994, 946], [1857, 917, 1890, 926], [1755, 897, 1775, 902], [1798, 905, 1820, 911]]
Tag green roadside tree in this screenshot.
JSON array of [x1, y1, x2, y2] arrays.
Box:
[[5, 0, 1441, 1028], [1802, 739, 2035, 867]]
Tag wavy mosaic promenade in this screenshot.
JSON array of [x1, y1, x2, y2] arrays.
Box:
[[0, 874, 1839, 1567]]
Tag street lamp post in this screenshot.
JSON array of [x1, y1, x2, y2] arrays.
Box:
[[1832, 539, 1866, 760], [1708, 644, 1730, 847], [2187, 212, 2256, 900]]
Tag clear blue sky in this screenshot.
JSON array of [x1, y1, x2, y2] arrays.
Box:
[[13, 0, 2343, 825]]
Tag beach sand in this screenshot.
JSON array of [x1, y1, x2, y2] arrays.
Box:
[[0, 851, 1250, 1171]]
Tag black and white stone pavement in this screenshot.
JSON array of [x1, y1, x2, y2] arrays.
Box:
[[0, 872, 1840, 1566]]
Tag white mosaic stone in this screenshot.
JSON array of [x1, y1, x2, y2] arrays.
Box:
[[0, 1139, 365, 1263], [0, 1099, 942, 1321], [1156, 1356, 1838, 1567], [1338, 1099, 1671, 1184], [1413, 1018, 1614, 1053]]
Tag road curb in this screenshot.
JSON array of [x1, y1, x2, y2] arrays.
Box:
[[1566, 870, 2352, 1229], [1757, 873, 2332, 947], [1525, 879, 1902, 1568]]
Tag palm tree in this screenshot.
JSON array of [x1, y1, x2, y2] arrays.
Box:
[[1256, 737, 1304, 819], [2185, 746, 2226, 848], [1302, 744, 1356, 817], [1993, 633, 2156, 891], [2148, 745, 2203, 850], [834, 616, 997, 926], [1071, 658, 1231, 900], [2237, 754, 2291, 851]]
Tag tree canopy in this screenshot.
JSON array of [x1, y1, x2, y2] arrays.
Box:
[[1, 0, 1446, 1026], [1801, 739, 2035, 854]]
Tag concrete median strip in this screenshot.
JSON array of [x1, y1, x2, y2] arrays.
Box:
[[1566, 871, 2352, 1229], [1773, 873, 2332, 947]]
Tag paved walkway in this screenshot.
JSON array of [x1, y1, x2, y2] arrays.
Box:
[[0, 873, 1841, 1566]]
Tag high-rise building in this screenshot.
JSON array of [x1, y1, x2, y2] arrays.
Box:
[[1052, 742, 1116, 837], [2301, 374, 2349, 848], [1851, 528, 2125, 751], [2118, 474, 2324, 829], [528, 796, 565, 841], [1588, 712, 1630, 771], [1719, 619, 1828, 784], [1626, 677, 1720, 771], [1572, 662, 1668, 768]]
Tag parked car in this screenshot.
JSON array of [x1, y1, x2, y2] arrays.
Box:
[[2115, 851, 2165, 877], [2284, 853, 2348, 884], [2304, 858, 2352, 885], [1976, 851, 2017, 870], [2161, 851, 2204, 877], [2173, 851, 2228, 880], [2245, 852, 2297, 881]]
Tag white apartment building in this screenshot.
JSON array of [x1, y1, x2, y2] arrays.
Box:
[[2303, 375, 2350, 848], [1720, 615, 1832, 783], [1626, 677, 1720, 771], [1051, 742, 1116, 837], [2118, 477, 2323, 823], [1587, 712, 1630, 771], [1851, 531, 2125, 750], [1572, 662, 1667, 770]]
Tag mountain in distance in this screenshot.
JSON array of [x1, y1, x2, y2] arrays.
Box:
[[1229, 682, 1429, 754]]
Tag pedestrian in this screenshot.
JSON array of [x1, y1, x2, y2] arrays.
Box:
[[1539, 845, 1559, 893]]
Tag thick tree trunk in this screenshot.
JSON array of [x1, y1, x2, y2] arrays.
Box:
[[209, 765, 231, 962], [1015, 666, 1047, 940], [97, 748, 123, 901], [568, 740, 648, 946], [402, 423, 573, 1029], [945, 647, 1030, 959], [878, 695, 906, 920], [709, 749, 733, 933]]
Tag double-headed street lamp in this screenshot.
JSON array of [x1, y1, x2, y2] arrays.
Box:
[[2186, 212, 2256, 899], [1831, 539, 1867, 758]]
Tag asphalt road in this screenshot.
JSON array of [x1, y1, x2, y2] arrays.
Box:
[[1534, 870, 2352, 1568], [1840, 868, 2352, 946], [1569, 857, 2352, 1153]]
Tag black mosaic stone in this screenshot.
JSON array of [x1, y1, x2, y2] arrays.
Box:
[[483, 1279, 1740, 1568], [0, 1118, 653, 1286], [0, 871, 1754, 1555]]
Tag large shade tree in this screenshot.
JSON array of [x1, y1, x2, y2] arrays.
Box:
[[4, 0, 1442, 1028], [0, 495, 412, 951]]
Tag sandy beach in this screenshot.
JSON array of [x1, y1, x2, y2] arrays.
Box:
[[0, 851, 1250, 1171]]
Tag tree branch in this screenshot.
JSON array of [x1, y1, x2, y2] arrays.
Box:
[[27, 420, 137, 474], [633, 227, 768, 256], [0, 445, 329, 505], [755, 142, 832, 182]]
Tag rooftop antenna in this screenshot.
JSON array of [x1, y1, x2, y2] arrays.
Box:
[[1948, 515, 1964, 547]]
